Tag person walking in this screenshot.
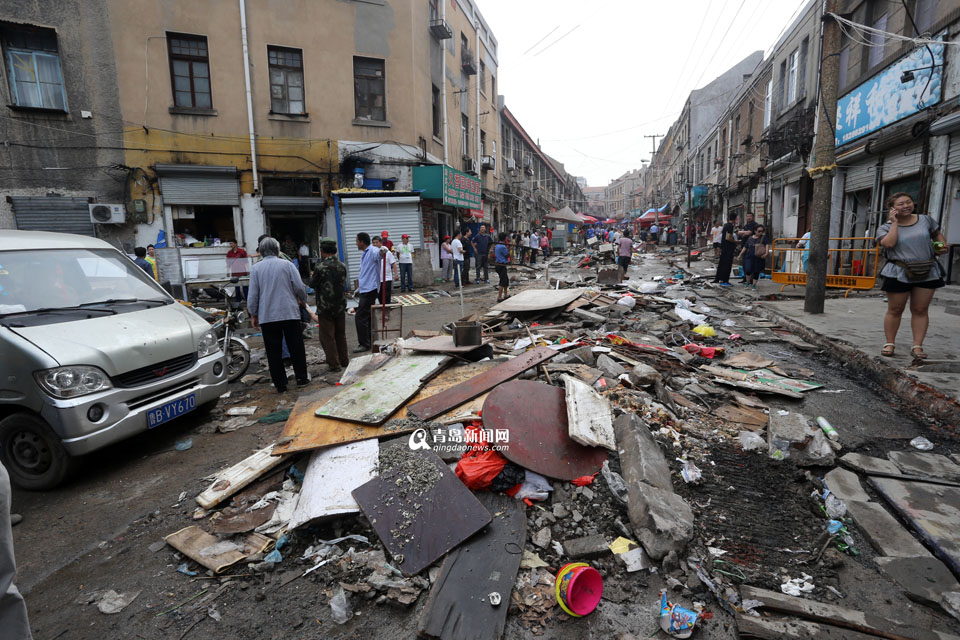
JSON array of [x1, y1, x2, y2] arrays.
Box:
[[617, 230, 633, 274], [298, 240, 311, 279], [145, 244, 159, 279], [713, 213, 738, 286], [461, 229, 473, 284], [472, 224, 491, 284], [738, 224, 769, 289], [440, 235, 453, 282], [876, 192, 949, 359], [736, 213, 758, 281], [528, 229, 538, 265], [711, 223, 723, 258], [796, 227, 812, 273], [353, 232, 381, 353], [494, 232, 510, 302], [397, 234, 414, 292], [248, 237, 312, 392], [371, 236, 398, 305], [1, 461, 32, 640], [133, 247, 154, 278], [451, 230, 466, 287], [649, 223, 659, 249], [310, 238, 350, 374], [540, 230, 549, 259]]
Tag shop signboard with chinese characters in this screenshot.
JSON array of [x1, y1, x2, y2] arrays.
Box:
[[412, 165, 482, 209], [835, 33, 945, 147]]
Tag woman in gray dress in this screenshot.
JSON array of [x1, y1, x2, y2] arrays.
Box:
[[876, 192, 949, 359]]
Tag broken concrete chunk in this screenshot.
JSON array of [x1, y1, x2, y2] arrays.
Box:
[[616, 547, 651, 572], [596, 354, 627, 379], [614, 414, 672, 492], [875, 556, 960, 609], [532, 527, 552, 549], [840, 452, 902, 476], [629, 484, 694, 560], [845, 501, 930, 558], [824, 468, 870, 503], [628, 363, 662, 387], [888, 451, 960, 482], [552, 503, 570, 518], [572, 307, 607, 325], [563, 374, 616, 451], [96, 589, 141, 615], [562, 535, 610, 560]]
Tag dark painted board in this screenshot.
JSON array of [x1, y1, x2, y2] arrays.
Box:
[[736, 613, 879, 639], [482, 380, 607, 481], [870, 477, 960, 580], [407, 347, 558, 421], [352, 446, 491, 576], [417, 493, 526, 640]]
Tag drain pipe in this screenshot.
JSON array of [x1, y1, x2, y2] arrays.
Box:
[[239, 0, 259, 194], [441, 0, 449, 165]]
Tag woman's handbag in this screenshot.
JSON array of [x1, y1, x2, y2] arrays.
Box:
[[754, 242, 768, 259], [895, 259, 935, 281]]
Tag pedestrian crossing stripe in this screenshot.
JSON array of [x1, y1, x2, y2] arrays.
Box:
[[394, 294, 431, 306]]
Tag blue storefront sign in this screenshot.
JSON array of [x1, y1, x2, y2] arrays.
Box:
[[835, 33, 944, 147]]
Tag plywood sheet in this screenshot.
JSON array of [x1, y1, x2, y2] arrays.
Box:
[[273, 360, 501, 456], [417, 493, 526, 640], [406, 335, 492, 354], [563, 374, 615, 450], [483, 380, 607, 481], [488, 288, 584, 313], [715, 404, 769, 429], [352, 446, 491, 576], [315, 353, 449, 424], [287, 439, 379, 530], [196, 444, 289, 509]]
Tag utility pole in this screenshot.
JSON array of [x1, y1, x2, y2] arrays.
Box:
[[644, 134, 663, 161], [805, 0, 841, 314]]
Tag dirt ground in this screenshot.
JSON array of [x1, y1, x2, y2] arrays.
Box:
[[12, 254, 960, 640]]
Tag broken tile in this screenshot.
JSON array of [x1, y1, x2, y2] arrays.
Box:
[[840, 452, 902, 476], [888, 451, 960, 482], [824, 468, 870, 503], [561, 535, 609, 560], [845, 501, 930, 558], [532, 527, 551, 549], [875, 555, 960, 609]]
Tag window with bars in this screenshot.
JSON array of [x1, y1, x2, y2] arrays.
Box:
[[353, 56, 385, 121], [461, 114, 469, 156], [1, 23, 66, 111], [867, 13, 887, 69], [479, 60, 486, 95], [167, 33, 211, 109], [268, 46, 304, 114], [763, 79, 772, 128], [787, 49, 798, 104]]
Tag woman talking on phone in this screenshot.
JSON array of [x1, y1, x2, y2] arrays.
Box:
[[876, 192, 949, 359]]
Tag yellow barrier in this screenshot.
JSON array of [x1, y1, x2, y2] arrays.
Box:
[[770, 237, 880, 297]]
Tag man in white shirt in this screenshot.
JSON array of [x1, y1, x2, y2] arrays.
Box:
[[711, 223, 723, 258], [396, 234, 414, 292], [451, 230, 465, 287], [371, 236, 398, 304], [528, 230, 539, 265]]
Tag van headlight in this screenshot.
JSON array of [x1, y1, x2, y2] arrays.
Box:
[[197, 329, 220, 358], [35, 366, 112, 399]]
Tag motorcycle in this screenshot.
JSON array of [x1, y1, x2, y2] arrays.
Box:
[[187, 278, 251, 383]]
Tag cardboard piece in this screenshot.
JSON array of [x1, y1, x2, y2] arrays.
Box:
[[164, 526, 272, 573], [488, 289, 584, 314]]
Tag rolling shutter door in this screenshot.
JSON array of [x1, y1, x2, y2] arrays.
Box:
[[882, 144, 923, 182], [843, 164, 876, 192], [11, 196, 95, 236], [339, 196, 422, 286], [157, 165, 240, 205], [948, 133, 960, 173]]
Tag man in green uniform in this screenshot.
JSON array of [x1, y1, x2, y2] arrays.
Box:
[[309, 238, 350, 373]]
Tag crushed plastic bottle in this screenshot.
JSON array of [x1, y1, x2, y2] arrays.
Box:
[[910, 436, 934, 451], [739, 430, 765, 451], [816, 417, 840, 441], [824, 493, 847, 519], [680, 460, 702, 484], [330, 587, 353, 624]]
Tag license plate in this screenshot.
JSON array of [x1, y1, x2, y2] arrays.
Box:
[[147, 393, 197, 428]]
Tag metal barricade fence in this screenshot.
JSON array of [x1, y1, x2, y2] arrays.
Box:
[[770, 237, 880, 297]]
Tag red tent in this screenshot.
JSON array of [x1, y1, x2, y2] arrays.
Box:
[[578, 213, 598, 223]]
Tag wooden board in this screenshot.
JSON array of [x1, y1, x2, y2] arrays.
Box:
[[870, 477, 960, 579], [488, 289, 584, 313], [417, 493, 526, 640], [352, 446, 492, 576], [544, 363, 603, 386], [563, 374, 615, 450], [482, 380, 608, 481], [406, 335, 493, 354], [720, 352, 774, 370], [315, 353, 449, 424], [739, 585, 960, 640], [407, 347, 558, 421], [287, 440, 379, 530], [273, 361, 501, 456], [736, 613, 879, 639], [164, 526, 272, 574], [196, 444, 290, 509], [715, 404, 769, 429]]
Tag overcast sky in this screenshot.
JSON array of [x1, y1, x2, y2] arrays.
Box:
[[480, 0, 813, 188]]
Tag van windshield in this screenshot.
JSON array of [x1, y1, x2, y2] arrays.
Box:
[[0, 248, 170, 316]]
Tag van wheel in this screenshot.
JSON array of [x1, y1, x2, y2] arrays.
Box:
[[0, 413, 72, 490]]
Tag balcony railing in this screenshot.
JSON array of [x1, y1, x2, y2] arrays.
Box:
[[429, 19, 453, 40], [461, 48, 477, 75]]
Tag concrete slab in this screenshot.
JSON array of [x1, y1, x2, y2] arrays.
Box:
[[630, 483, 694, 560], [875, 555, 960, 609], [845, 500, 930, 558], [888, 451, 960, 482], [824, 468, 870, 503], [614, 414, 672, 491], [840, 452, 903, 477], [562, 535, 610, 560]]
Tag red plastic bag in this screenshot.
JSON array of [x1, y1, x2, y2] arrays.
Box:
[[456, 448, 508, 490], [571, 473, 597, 486]]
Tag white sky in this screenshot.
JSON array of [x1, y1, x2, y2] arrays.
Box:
[[480, 0, 812, 187]]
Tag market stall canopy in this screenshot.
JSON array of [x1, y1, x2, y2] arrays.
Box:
[[638, 204, 672, 227], [545, 206, 582, 225], [578, 213, 598, 223]]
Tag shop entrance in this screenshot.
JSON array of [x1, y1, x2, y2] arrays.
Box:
[[266, 212, 322, 277], [173, 205, 236, 245]]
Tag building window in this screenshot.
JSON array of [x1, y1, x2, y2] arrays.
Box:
[[353, 56, 385, 122], [268, 46, 304, 114], [777, 61, 786, 112], [461, 113, 469, 156], [480, 130, 486, 156], [1, 23, 66, 111], [431, 84, 441, 138], [763, 79, 772, 128], [798, 38, 808, 99], [491, 74, 496, 101], [912, 0, 938, 35], [168, 33, 211, 109], [460, 32, 468, 56], [787, 49, 798, 104], [838, 45, 850, 91], [429, 0, 439, 23], [479, 60, 486, 95], [868, 13, 887, 69]]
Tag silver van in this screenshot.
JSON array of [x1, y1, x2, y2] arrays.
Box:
[[0, 230, 228, 489]]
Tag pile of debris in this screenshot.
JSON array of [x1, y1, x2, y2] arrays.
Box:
[[146, 263, 960, 639]]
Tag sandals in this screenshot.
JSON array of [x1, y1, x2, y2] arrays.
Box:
[[881, 343, 895, 357], [911, 345, 928, 360]]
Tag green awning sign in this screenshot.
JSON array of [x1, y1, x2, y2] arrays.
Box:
[[412, 165, 482, 209]]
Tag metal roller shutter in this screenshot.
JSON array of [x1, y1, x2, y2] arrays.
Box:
[[157, 165, 240, 205], [948, 133, 960, 173], [882, 144, 923, 182], [338, 196, 422, 286], [843, 163, 877, 192], [11, 196, 95, 236]]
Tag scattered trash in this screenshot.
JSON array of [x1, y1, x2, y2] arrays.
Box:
[[207, 604, 221, 622], [555, 562, 603, 617], [96, 589, 141, 615], [174, 438, 193, 451], [659, 590, 699, 638], [824, 493, 847, 519], [488, 592, 502, 606], [600, 460, 628, 503], [330, 586, 353, 624], [817, 416, 840, 441], [176, 562, 197, 576], [691, 324, 716, 338], [910, 436, 934, 451], [226, 406, 258, 416], [680, 460, 702, 484], [258, 409, 292, 424], [780, 573, 815, 596]]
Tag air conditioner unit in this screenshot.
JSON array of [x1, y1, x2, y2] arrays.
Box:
[[481, 155, 496, 171], [505, 157, 516, 171], [89, 203, 126, 224], [464, 158, 478, 175]]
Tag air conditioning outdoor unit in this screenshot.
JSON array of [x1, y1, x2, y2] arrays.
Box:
[[481, 155, 496, 171], [89, 203, 126, 224], [505, 157, 516, 171], [464, 158, 478, 175]]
